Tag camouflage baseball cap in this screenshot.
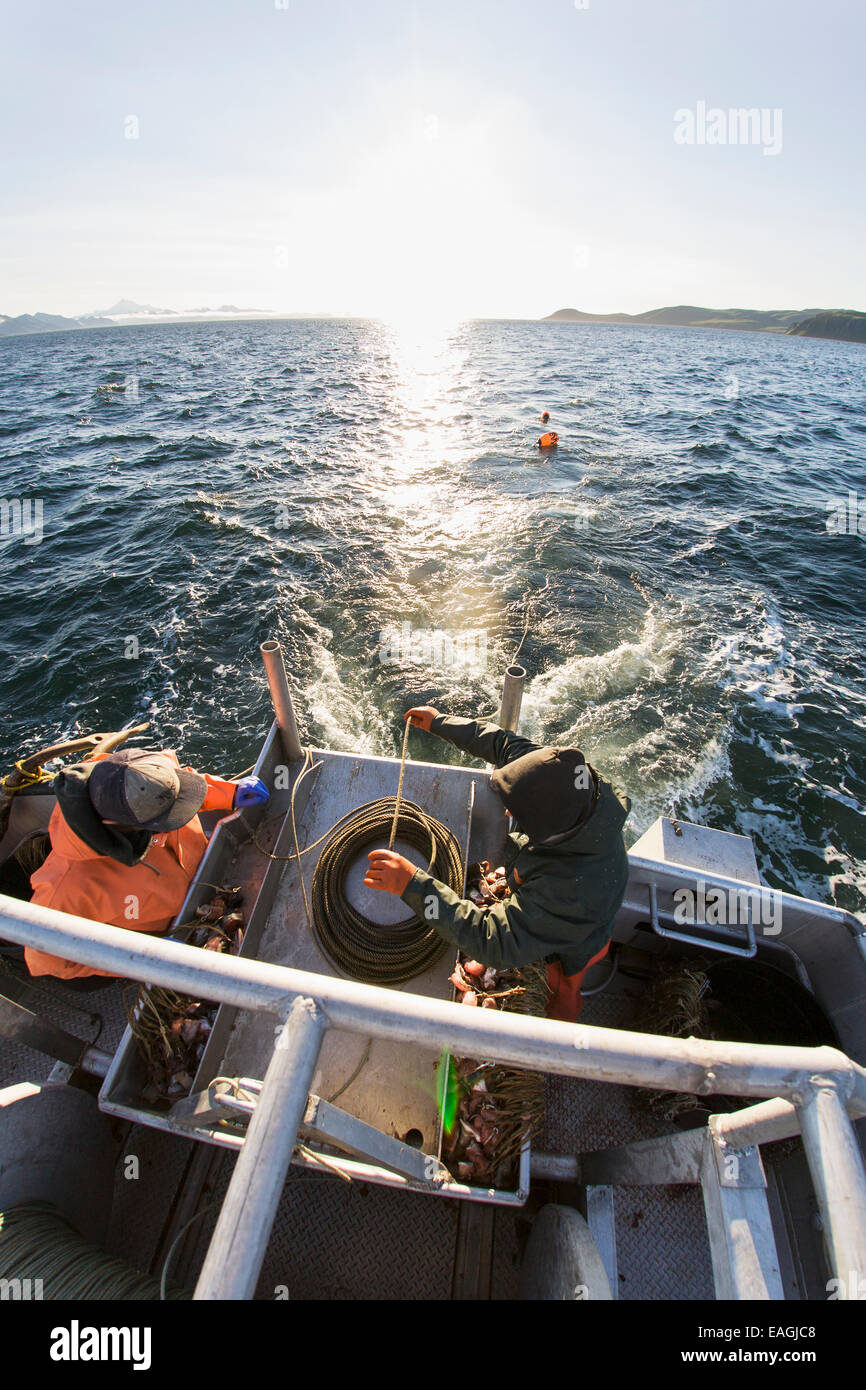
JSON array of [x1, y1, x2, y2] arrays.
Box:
[[88, 750, 208, 832]]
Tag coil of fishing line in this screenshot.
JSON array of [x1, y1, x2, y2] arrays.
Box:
[[243, 719, 463, 985], [310, 794, 462, 985]]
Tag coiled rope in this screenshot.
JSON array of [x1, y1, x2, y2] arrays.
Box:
[[306, 719, 462, 983], [241, 718, 463, 984], [0, 1202, 188, 1300], [309, 794, 462, 985]]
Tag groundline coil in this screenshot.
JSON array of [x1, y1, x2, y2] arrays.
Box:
[[310, 796, 463, 985]]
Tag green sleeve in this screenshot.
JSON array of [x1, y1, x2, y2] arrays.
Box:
[[401, 868, 543, 970], [429, 715, 540, 769]]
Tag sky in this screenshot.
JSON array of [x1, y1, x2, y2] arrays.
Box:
[[1, 0, 864, 320]]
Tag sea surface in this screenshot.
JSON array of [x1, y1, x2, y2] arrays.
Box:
[[1, 317, 864, 918]]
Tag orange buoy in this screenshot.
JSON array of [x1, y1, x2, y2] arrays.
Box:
[[538, 431, 559, 448], [541, 411, 550, 424]]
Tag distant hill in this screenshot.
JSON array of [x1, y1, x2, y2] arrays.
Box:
[[87, 298, 178, 318], [543, 305, 862, 341], [0, 311, 113, 337], [0, 300, 298, 339], [786, 311, 866, 344], [84, 299, 268, 321]]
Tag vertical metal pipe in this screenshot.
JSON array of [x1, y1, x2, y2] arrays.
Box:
[[797, 1083, 866, 1296], [194, 996, 327, 1300], [260, 638, 303, 762], [498, 663, 526, 733]]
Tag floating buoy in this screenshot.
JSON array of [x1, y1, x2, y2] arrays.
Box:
[[541, 411, 550, 424], [538, 431, 559, 449]]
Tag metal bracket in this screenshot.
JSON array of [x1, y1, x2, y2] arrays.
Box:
[[699, 1129, 782, 1299], [708, 1127, 768, 1190], [648, 881, 757, 958], [302, 1094, 447, 1184], [172, 1076, 448, 1185], [170, 1078, 258, 1129]]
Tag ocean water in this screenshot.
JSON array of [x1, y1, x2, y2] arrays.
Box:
[[1, 317, 864, 918]]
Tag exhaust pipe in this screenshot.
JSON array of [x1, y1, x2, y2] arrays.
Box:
[[260, 639, 303, 762], [498, 663, 526, 733]]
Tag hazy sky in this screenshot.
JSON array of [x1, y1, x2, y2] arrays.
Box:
[[1, 0, 863, 319]]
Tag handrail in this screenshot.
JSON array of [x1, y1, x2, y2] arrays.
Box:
[[647, 880, 757, 958], [3, 891, 866, 1301], [627, 852, 866, 943], [4, 893, 866, 1109]]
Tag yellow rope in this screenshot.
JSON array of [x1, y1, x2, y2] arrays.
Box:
[[388, 716, 412, 850], [1, 761, 53, 793]]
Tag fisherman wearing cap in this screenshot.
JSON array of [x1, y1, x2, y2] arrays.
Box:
[[365, 708, 630, 1021], [25, 750, 269, 981]]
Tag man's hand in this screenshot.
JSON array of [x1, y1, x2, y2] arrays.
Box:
[[233, 776, 270, 810], [404, 706, 440, 732], [364, 849, 417, 895]]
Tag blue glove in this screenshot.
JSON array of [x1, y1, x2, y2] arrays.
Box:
[[233, 776, 270, 810]]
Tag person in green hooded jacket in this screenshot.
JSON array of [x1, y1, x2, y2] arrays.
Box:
[[364, 706, 631, 1021]]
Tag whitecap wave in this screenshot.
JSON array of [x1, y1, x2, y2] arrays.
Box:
[[519, 606, 679, 738], [304, 639, 380, 754], [704, 602, 805, 721]]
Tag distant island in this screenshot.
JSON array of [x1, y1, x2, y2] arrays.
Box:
[[0, 299, 332, 339], [2, 298, 864, 344], [543, 305, 866, 344]]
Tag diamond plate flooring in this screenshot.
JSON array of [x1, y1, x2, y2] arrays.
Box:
[[0, 962, 132, 1089], [539, 978, 716, 1301], [1, 952, 717, 1299], [105, 1125, 198, 1279], [178, 1161, 461, 1300]]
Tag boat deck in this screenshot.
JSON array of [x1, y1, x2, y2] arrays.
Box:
[[4, 726, 859, 1299], [0, 958, 717, 1299]]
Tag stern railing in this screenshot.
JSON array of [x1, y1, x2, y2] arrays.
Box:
[[2, 893, 866, 1301]]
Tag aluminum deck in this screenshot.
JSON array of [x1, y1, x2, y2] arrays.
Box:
[[0, 958, 717, 1300]]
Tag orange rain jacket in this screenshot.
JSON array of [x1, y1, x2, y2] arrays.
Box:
[[26, 751, 237, 980]]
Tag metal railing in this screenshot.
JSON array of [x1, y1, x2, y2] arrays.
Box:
[[2, 891, 866, 1301]]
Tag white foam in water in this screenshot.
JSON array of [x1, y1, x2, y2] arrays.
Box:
[[519, 606, 678, 740], [752, 731, 813, 773], [510, 608, 738, 843], [535, 501, 600, 524], [825, 845, 866, 925], [736, 807, 831, 904], [670, 508, 743, 562], [621, 727, 733, 841], [305, 640, 380, 754], [705, 601, 805, 721]]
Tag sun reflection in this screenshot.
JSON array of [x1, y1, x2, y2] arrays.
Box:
[[375, 312, 470, 476], [382, 313, 463, 405], [361, 310, 514, 684]]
